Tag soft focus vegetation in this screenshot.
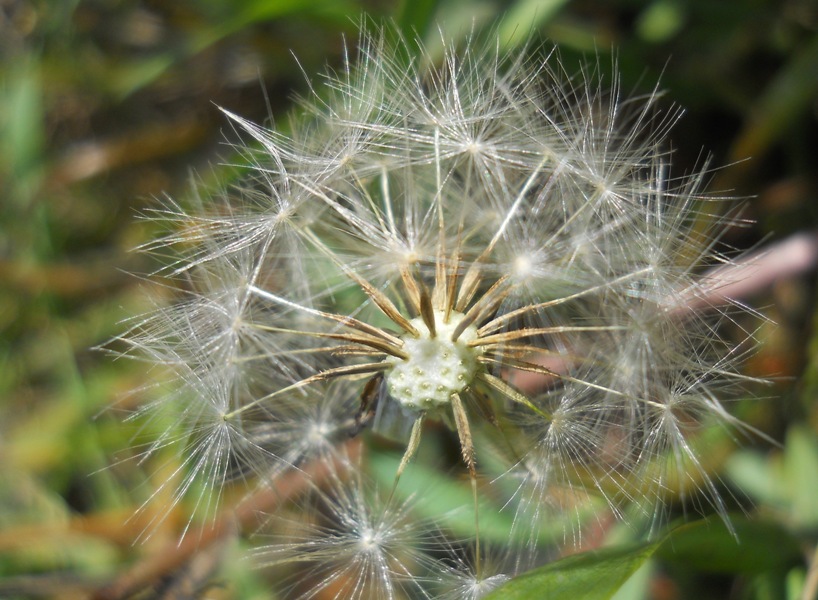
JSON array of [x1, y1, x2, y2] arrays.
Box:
[[1, 1, 817, 599]]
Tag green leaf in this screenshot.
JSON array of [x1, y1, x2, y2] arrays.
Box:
[[784, 425, 818, 528], [396, 0, 440, 39], [498, 0, 569, 49], [610, 559, 654, 600], [368, 451, 523, 546], [486, 515, 802, 599], [731, 33, 818, 161], [635, 0, 686, 43], [1, 61, 44, 204], [657, 516, 802, 574], [725, 450, 789, 507], [484, 541, 660, 600], [113, 0, 358, 98]]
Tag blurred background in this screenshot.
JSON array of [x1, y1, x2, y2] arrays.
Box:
[[1, 1, 817, 599]]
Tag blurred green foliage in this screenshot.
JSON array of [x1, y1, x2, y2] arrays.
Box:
[[1, 0, 817, 598]]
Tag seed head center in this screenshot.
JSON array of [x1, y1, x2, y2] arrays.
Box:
[[386, 310, 482, 411]]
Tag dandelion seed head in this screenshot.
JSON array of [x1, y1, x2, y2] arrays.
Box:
[[113, 23, 764, 584], [431, 545, 518, 600], [512, 253, 534, 278], [440, 572, 512, 600], [257, 467, 435, 599], [357, 525, 383, 551], [308, 421, 332, 444]]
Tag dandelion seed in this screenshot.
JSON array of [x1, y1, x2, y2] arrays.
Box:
[[256, 464, 435, 599], [429, 544, 517, 600]]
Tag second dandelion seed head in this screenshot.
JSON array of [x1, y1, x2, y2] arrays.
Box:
[[386, 309, 482, 411]]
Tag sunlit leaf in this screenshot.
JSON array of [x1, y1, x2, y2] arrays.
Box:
[[485, 541, 660, 600]]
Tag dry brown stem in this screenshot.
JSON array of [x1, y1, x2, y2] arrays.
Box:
[[92, 440, 361, 600]]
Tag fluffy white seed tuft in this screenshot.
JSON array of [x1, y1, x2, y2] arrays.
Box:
[[112, 23, 763, 591]]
